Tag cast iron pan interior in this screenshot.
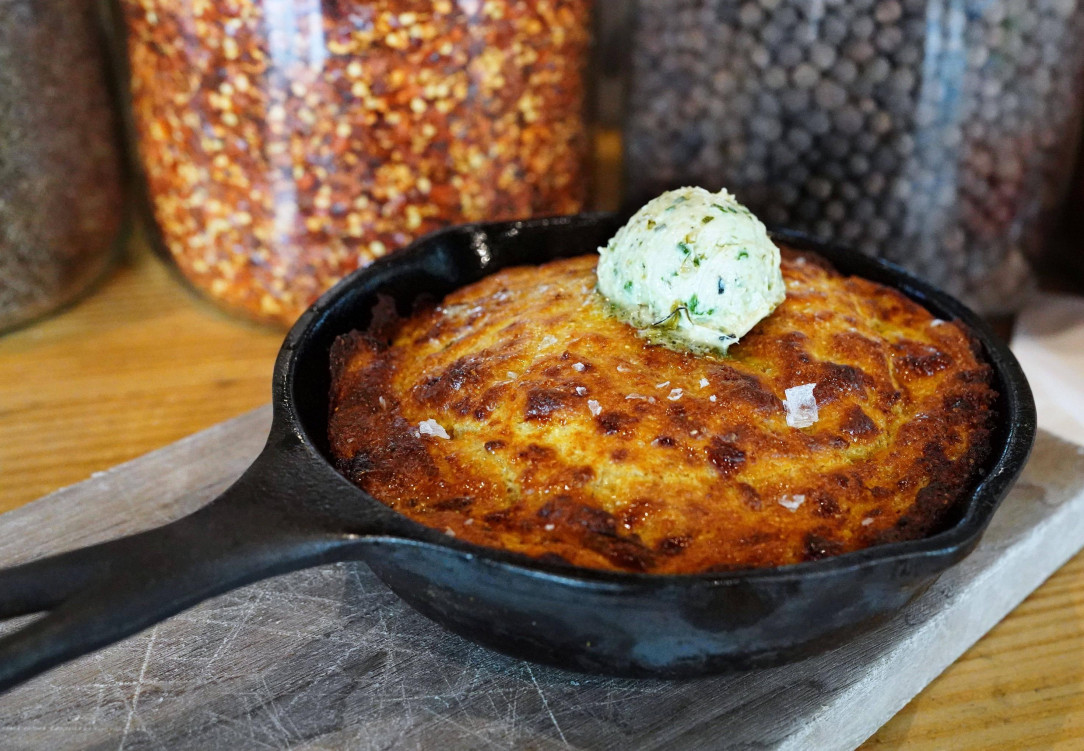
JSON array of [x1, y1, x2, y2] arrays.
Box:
[[0, 213, 1035, 691]]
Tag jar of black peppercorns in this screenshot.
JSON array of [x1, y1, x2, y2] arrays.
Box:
[[0, 0, 126, 333], [623, 0, 1084, 314]]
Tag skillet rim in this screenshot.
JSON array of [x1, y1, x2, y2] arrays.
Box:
[[275, 212, 1036, 588]]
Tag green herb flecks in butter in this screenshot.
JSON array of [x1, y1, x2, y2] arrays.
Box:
[[596, 186, 786, 355]]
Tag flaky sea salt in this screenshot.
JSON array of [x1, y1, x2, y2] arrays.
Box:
[[783, 383, 819, 428], [668, 388, 683, 401], [779, 494, 805, 512], [699, 377, 709, 388], [540, 334, 558, 347], [709, 395, 717, 402], [418, 418, 450, 439], [655, 380, 670, 389], [572, 362, 585, 372], [861, 518, 874, 526], [588, 399, 602, 416], [575, 386, 587, 396]]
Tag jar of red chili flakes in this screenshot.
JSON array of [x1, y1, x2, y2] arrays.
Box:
[[118, 0, 592, 325]]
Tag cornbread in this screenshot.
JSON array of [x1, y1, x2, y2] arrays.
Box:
[[328, 250, 996, 574]]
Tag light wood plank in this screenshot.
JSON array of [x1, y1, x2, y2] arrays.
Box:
[[0, 412, 1082, 749], [0, 233, 283, 512]]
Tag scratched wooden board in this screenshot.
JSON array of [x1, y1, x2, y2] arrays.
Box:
[[0, 407, 1083, 751]]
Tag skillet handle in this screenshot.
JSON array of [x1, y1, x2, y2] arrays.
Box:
[[0, 443, 366, 693]]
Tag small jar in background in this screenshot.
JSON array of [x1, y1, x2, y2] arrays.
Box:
[[118, 0, 594, 326], [623, 0, 1084, 314], [0, 0, 126, 333]]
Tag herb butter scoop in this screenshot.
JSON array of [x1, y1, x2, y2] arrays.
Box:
[[597, 186, 786, 354]]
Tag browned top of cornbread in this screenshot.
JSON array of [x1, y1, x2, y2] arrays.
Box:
[[328, 249, 996, 573]]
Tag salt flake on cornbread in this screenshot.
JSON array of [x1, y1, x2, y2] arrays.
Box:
[[597, 187, 785, 354], [783, 383, 820, 428]]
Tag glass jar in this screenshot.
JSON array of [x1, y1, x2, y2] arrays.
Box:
[[118, 0, 593, 326], [0, 0, 126, 333], [623, 0, 1084, 314]]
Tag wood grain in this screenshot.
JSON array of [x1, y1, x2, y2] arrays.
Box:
[[1, 409, 1082, 750], [0, 232, 283, 512], [3, 138, 1084, 744], [863, 550, 1084, 750]]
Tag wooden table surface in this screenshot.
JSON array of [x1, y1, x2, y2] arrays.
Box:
[[4, 193, 1084, 747]]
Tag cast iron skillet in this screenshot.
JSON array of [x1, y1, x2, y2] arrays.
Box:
[[0, 213, 1035, 692]]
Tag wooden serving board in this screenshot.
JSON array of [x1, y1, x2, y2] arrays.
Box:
[[0, 406, 1082, 750]]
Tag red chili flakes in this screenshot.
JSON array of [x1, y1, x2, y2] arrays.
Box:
[[120, 0, 592, 325]]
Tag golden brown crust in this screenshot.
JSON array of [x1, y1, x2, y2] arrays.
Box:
[[328, 249, 997, 573]]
